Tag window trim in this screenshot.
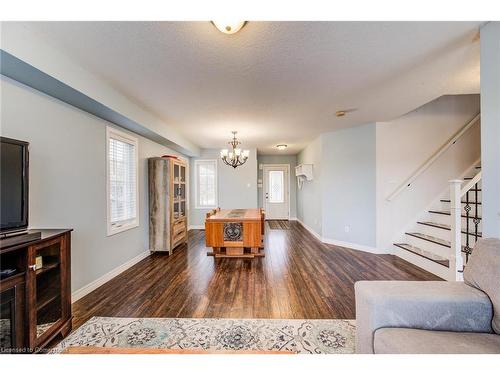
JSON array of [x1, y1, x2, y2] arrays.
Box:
[[194, 159, 218, 209], [106, 126, 139, 236]]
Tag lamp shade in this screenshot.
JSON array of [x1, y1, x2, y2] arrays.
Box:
[[212, 21, 246, 35]]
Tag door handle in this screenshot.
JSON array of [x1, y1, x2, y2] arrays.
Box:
[[29, 264, 37, 271]]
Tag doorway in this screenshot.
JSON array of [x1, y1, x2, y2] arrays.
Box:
[[262, 164, 290, 220]]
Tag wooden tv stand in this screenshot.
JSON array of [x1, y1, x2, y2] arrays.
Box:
[[0, 229, 72, 353]]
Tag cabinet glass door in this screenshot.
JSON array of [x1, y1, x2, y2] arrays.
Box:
[[30, 239, 63, 341], [180, 164, 186, 218], [172, 162, 186, 221], [0, 288, 16, 350]]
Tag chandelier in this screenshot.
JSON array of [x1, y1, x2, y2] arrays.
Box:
[[220, 131, 250, 169]]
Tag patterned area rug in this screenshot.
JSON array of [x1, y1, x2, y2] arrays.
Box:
[[51, 317, 356, 354], [267, 220, 291, 230]]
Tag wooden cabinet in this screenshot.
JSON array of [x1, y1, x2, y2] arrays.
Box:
[[148, 157, 188, 254], [0, 229, 72, 353], [0, 274, 25, 350]]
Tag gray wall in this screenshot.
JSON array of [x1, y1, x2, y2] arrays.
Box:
[[257, 154, 297, 218], [321, 124, 377, 246], [297, 136, 323, 235], [1, 76, 185, 292], [189, 149, 258, 227], [480, 22, 500, 238], [296, 124, 376, 246]]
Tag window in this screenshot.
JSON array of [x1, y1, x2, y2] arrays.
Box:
[[268, 170, 284, 203], [195, 160, 217, 209], [106, 127, 139, 236]]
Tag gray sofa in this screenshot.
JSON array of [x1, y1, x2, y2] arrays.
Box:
[[355, 238, 500, 354]]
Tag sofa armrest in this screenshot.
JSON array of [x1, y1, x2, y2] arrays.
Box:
[[355, 281, 493, 354]]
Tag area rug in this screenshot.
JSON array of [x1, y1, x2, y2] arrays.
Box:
[[267, 220, 291, 230], [51, 317, 356, 354]]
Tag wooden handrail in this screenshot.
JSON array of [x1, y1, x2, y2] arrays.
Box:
[[461, 171, 482, 197], [386, 113, 481, 202]]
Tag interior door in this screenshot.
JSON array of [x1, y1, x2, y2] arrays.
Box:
[[263, 165, 289, 220]]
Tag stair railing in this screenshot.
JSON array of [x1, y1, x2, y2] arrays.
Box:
[[386, 113, 480, 202], [449, 171, 482, 281]]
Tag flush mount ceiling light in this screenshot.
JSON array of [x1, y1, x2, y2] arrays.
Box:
[[336, 108, 358, 117], [211, 20, 247, 35], [276, 144, 288, 151]]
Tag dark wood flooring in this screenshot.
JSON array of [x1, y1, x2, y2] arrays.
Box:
[[70, 220, 440, 331]]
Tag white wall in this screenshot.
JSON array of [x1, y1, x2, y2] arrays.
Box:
[[189, 149, 258, 227], [1, 22, 199, 155], [376, 94, 481, 251], [1, 76, 186, 292], [297, 136, 323, 235], [257, 154, 297, 218], [480, 22, 500, 238]]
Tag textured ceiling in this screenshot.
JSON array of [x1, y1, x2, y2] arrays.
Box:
[[24, 21, 481, 154]]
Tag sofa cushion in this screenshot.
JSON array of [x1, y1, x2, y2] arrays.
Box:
[[464, 238, 500, 334], [374, 328, 500, 354]]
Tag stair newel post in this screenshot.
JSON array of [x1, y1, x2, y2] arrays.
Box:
[[449, 179, 463, 281]]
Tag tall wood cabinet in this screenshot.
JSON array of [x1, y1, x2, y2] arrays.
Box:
[[148, 157, 188, 254]]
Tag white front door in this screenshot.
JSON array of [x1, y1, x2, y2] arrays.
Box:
[[263, 165, 289, 220]]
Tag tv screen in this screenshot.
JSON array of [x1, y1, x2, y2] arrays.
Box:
[[1, 137, 29, 234]]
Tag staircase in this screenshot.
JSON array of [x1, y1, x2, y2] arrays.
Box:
[[394, 166, 482, 281]]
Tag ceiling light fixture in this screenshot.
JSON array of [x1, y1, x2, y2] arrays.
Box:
[[211, 20, 247, 35], [276, 144, 288, 151], [336, 108, 358, 117], [220, 131, 250, 169]]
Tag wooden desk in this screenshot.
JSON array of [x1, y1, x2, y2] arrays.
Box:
[[205, 209, 264, 258]]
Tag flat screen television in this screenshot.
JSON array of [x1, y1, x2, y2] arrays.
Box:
[[1, 137, 29, 234]]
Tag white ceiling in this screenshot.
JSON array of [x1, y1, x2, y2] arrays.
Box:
[[25, 21, 481, 155]]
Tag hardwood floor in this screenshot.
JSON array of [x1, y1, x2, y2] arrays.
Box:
[[71, 220, 440, 330]]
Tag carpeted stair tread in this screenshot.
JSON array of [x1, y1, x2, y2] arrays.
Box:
[[406, 232, 451, 247], [417, 221, 482, 237], [440, 199, 481, 205], [394, 243, 450, 267], [429, 210, 482, 220]]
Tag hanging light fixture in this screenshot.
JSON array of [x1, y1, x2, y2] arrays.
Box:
[[220, 131, 250, 169]]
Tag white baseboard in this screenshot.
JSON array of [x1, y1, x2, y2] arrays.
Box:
[[295, 218, 322, 241], [71, 250, 151, 303], [295, 218, 387, 254], [321, 237, 386, 254], [188, 225, 205, 230], [289, 216, 298, 221]]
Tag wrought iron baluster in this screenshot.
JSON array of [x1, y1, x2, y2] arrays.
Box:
[[472, 182, 481, 262], [463, 190, 472, 263]]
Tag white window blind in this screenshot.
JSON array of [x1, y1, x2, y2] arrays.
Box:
[[195, 160, 217, 208], [106, 127, 138, 235]]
